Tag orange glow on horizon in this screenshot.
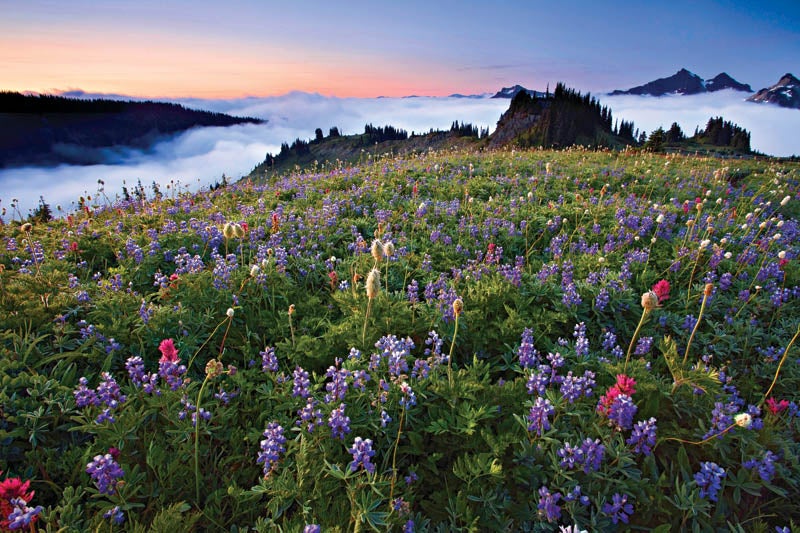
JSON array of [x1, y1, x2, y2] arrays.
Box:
[[0, 30, 489, 99]]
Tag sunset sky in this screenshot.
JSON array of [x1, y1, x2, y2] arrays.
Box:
[[1, 0, 799, 98]]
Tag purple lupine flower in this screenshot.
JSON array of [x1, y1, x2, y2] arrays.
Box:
[[694, 462, 725, 502], [518, 327, 539, 369], [602, 493, 634, 524], [256, 422, 286, 478], [595, 287, 610, 310], [96, 372, 126, 409], [746, 404, 764, 430], [86, 453, 125, 495], [537, 486, 562, 522], [573, 322, 589, 357], [138, 299, 153, 324], [558, 438, 605, 474], [423, 330, 445, 367], [74, 377, 100, 407], [399, 381, 417, 408], [296, 397, 324, 433], [527, 369, 550, 396], [564, 485, 590, 506], [546, 351, 565, 371], [560, 370, 596, 403], [403, 519, 415, 533], [125, 356, 147, 386], [703, 401, 735, 440], [351, 369, 371, 391], [743, 450, 778, 482], [103, 505, 125, 524], [627, 417, 657, 456], [214, 386, 238, 405], [634, 336, 653, 355], [380, 410, 392, 427], [607, 394, 637, 430], [328, 403, 351, 440], [527, 397, 555, 436], [407, 279, 419, 304], [324, 363, 350, 404], [158, 360, 187, 391], [579, 438, 606, 473], [411, 358, 431, 379], [348, 437, 376, 474], [178, 395, 211, 426], [6, 497, 44, 530], [292, 366, 311, 398], [303, 526, 321, 533], [374, 335, 415, 377], [261, 346, 278, 372]]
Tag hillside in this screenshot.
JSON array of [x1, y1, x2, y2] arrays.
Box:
[[0, 91, 264, 167], [249, 123, 486, 179], [1, 147, 798, 531], [489, 83, 637, 149]]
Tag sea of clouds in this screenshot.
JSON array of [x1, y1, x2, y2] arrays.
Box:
[[1, 90, 797, 217]]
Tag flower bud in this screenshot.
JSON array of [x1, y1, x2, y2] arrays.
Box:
[[366, 268, 380, 299], [233, 223, 245, 239], [205, 359, 224, 379], [371, 239, 384, 263], [383, 241, 395, 258], [20, 222, 32, 233], [226, 308, 235, 318], [734, 412, 752, 428], [704, 283, 714, 297], [250, 265, 260, 277], [223, 223, 235, 239], [452, 298, 464, 317], [641, 291, 659, 311], [288, 304, 295, 316]]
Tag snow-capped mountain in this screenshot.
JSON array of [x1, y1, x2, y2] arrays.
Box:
[[746, 73, 800, 109], [610, 69, 752, 96], [491, 85, 547, 99]]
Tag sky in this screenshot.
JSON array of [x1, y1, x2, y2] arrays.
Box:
[[2, 0, 799, 98]]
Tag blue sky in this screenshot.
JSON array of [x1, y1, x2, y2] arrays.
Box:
[[1, 0, 798, 97]]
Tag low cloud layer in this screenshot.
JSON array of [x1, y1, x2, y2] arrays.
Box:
[[1, 90, 797, 217], [605, 90, 800, 157]]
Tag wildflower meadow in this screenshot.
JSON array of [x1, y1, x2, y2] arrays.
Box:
[[1, 147, 798, 531]]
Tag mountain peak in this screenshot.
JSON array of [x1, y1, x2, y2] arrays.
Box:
[[490, 85, 549, 99], [610, 69, 751, 96], [747, 73, 800, 109]]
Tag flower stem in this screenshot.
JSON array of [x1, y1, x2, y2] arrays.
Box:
[[362, 297, 373, 348], [194, 374, 211, 505], [624, 308, 650, 373], [389, 407, 405, 502], [761, 323, 800, 404], [448, 314, 459, 388], [683, 288, 710, 365]]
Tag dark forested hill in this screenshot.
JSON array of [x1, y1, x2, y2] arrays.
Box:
[[0, 92, 264, 167]]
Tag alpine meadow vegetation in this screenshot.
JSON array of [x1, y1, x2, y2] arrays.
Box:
[[1, 147, 799, 531]]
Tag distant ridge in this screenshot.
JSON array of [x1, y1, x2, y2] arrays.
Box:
[[610, 69, 752, 96], [747, 73, 800, 109], [0, 91, 264, 168]]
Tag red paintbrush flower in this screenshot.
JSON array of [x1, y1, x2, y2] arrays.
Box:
[[158, 338, 179, 363], [651, 280, 670, 303]]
